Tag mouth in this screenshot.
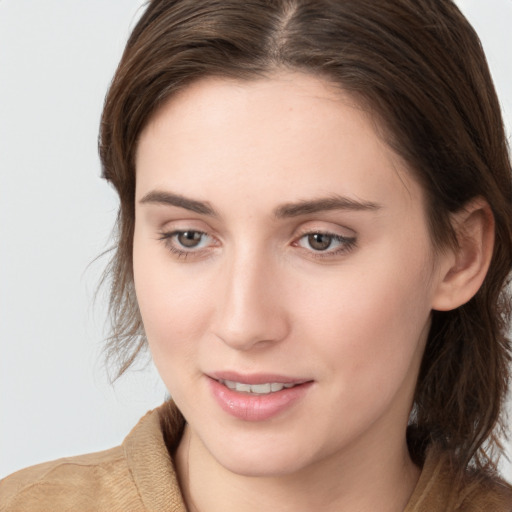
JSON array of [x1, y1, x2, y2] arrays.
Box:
[[208, 374, 313, 421], [216, 379, 300, 395]]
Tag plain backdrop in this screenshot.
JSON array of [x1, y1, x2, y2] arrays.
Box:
[[1, 0, 511, 481]]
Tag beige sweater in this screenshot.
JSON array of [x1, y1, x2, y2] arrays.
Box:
[[1, 402, 511, 511]]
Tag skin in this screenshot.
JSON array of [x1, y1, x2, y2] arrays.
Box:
[[133, 71, 465, 511]]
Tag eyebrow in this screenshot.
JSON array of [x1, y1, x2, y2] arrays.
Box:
[[274, 195, 381, 218], [139, 190, 218, 216], [139, 190, 381, 218]]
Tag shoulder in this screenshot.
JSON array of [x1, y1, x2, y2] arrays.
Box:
[[407, 447, 512, 511], [0, 445, 143, 511], [0, 403, 186, 512], [457, 473, 512, 511]]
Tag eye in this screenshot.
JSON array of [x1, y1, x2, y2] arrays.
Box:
[[303, 233, 335, 251], [175, 230, 206, 248], [295, 231, 356, 255], [158, 229, 214, 257]]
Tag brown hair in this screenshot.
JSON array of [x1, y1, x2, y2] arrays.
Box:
[[99, 0, 512, 476]]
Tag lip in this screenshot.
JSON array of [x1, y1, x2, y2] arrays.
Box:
[[208, 370, 310, 386], [206, 372, 313, 422]]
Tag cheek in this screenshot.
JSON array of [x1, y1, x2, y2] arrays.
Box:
[[132, 235, 213, 363], [294, 247, 433, 389]]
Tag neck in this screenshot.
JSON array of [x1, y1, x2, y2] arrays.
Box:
[[175, 424, 420, 512]]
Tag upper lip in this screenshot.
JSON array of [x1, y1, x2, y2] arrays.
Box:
[[207, 371, 312, 385]]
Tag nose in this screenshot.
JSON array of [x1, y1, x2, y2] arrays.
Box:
[[211, 247, 290, 351]]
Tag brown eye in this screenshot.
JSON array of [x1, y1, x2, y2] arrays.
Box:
[[296, 231, 357, 256], [177, 231, 204, 248], [159, 229, 216, 258], [307, 233, 333, 251]]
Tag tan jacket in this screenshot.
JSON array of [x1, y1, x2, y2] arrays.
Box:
[[1, 402, 511, 511]]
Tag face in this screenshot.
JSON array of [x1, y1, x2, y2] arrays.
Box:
[[133, 72, 446, 477]]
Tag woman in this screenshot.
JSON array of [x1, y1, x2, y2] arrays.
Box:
[[1, 0, 511, 510]]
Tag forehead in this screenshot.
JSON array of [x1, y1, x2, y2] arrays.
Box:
[[135, 71, 423, 216]]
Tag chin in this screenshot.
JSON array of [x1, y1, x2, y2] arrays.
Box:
[[203, 430, 318, 478], [216, 452, 308, 478]]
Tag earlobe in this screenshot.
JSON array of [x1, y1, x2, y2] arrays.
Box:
[[431, 198, 495, 312]]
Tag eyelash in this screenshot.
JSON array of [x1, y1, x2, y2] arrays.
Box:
[[293, 231, 357, 259], [157, 230, 212, 260], [157, 229, 357, 260]]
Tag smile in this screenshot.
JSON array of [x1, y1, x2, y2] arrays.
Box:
[[209, 376, 314, 421], [217, 379, 297, 395]]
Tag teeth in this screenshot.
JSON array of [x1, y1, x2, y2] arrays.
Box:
[[224, 380, 237, 390], [235, 383, 251, 393], [220, 379, 297, 395]]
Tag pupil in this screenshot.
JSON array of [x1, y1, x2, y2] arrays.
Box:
[[178, 231, 202, 248], [309, 233, 332, 251]]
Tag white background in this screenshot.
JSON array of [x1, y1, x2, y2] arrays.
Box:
[[1, 0, 511, 481]]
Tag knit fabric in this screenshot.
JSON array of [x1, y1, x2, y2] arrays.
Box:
[[404, 448, 512, 511], [1, 402, 511, 511], [0, 406, 186, 512]]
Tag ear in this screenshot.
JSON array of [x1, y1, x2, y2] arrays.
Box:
[[431, 198, 495, 311]]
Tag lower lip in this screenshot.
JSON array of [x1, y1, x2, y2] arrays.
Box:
[[208, 378, 313, 422]]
